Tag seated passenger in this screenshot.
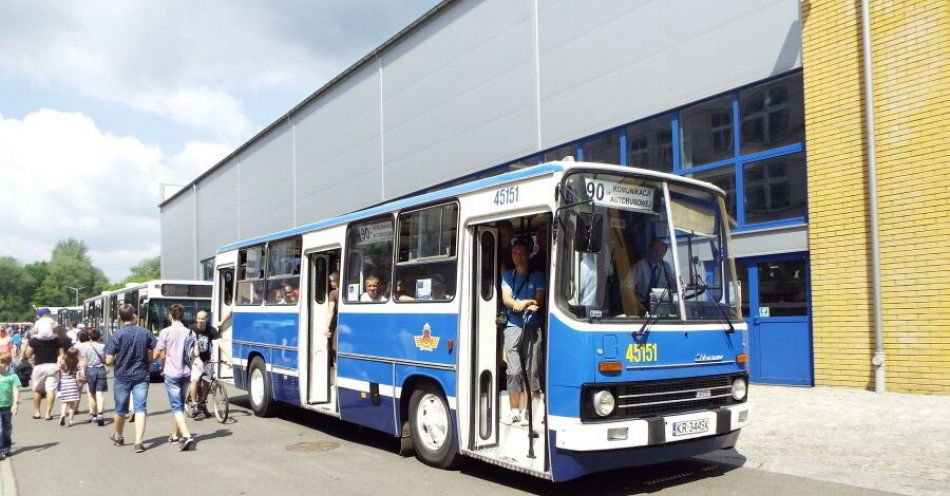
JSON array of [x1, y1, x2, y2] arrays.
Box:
[[283, 283, 299, 304], [631, 239, 675, 308], [360, 275, 388, 303], [270, 288, 287, 305], [430, 274, 451, 300]]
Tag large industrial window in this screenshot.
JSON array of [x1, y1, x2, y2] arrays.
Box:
[[742, 153, 807, 225], [237, 245, 265, 305], [200, 258, 214, 282], [680, 95, 734, 168], [344, 216, 394, 304], [543, 144, 577, 162], [740, 73, 804, 154], [625, 115, 673, 172], [265, 237, 302, 305], [582, 132, 621, 165], [394, 202, 458, 302]]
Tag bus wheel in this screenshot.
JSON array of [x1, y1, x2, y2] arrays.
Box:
[[408, 385, 459, 468], [248, 357, 275, 417]]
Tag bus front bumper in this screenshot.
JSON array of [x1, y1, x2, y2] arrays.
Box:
[[550, 402, 751, 452]]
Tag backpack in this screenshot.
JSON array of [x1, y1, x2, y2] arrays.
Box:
[[182, 329, 197, 368]]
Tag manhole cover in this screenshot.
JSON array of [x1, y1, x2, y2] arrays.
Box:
[[286, 441, 340, 452]]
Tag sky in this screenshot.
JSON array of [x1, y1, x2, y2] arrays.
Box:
[[0, 0, 439, 282]]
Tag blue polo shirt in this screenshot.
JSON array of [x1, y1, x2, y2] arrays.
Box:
[[502, 269, 545, 327], [104, 324, 157, 382]]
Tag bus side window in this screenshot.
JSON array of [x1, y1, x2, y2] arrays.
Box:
[[344, 216, 395, 303], [393, 202, 458, 302], [237, 245, 266, 305], [265, 237, 302, 305]]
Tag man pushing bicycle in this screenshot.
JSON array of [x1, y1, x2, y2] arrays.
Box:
[[188, 310, 232, 418]]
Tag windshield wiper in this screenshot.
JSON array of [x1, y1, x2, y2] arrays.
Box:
[[634, 282, 673, 337]]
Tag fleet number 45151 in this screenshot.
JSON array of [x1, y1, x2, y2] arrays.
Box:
[[626, 343, 658, 363]]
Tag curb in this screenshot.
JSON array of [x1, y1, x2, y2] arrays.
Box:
[[696, 451, 950, 496], [0, 458, 16, 496]]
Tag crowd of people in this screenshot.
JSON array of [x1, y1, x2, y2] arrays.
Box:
[[0, 304, 231, 457]]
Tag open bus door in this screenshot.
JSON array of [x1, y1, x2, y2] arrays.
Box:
[[215, 265, 235, 381], [305, 250, 338, 404], [472, 226, 499, 449]]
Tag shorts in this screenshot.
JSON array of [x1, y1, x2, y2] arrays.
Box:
[[190, 362, 214, 382], [164, 376, 190, 413], [503, 325, 542, 393], [85, 367, 108, 393], [31, 363, 60, 394], [113, 378, 149, 416]]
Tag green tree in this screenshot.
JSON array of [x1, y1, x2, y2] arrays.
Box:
[[32, 239, 108, 307], [0, 257, 36, 321]]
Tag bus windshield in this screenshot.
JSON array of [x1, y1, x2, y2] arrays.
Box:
[[145, 298, 209, 336], [557, 171, 739, 322]]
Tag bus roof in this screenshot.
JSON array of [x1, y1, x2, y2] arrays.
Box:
[[83, 279, 212, 303], [217, 161, 725, 254]]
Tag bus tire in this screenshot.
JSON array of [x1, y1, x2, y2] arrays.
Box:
[[248, 357, 275, 417], [408, 384, 460, 469]]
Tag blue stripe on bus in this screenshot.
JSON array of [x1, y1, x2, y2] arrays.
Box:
[[217, 163, 564, 253], [547, 314, 746, 417], [234, 311, 300, 348], [338, 312, 458, 366]]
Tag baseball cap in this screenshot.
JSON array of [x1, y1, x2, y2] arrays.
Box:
[[35, 308, 51, 316]]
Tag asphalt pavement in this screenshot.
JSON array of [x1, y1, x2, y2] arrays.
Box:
[[3, 382, 899, 496]]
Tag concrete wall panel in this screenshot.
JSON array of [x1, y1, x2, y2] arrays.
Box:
[[294, 63, 383, 224], [160, 187, 195, 279], [381, 0, 536, 197], [237, 121, 294, 239]]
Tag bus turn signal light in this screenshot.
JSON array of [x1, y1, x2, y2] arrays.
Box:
[[598, 361, 622, 374], [736, 354, 748, 366]]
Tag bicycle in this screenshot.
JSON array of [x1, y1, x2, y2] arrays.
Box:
[[187, 360, 230, 423]]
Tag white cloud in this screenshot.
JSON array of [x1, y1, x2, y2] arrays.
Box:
[[0, 109, 223, 281], [0, 1, 439, 142]]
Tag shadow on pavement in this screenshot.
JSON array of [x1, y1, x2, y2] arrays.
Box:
[[10, 442, 58, 456], [229, 393, 742, 493]]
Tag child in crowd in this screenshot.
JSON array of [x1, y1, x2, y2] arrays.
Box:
[[0, 353, 20, 459], [56, 349, 81, 427]]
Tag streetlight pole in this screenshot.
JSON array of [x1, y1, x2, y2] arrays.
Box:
[[64, 286, 87, 306]]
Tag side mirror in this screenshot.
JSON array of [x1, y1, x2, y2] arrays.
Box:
[[574, 212, 603, 253]]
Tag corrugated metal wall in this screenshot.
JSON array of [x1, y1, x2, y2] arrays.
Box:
[[160, 0, 802, 278]]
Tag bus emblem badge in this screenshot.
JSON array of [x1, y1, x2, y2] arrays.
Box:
[[414, 324, 440, 352]]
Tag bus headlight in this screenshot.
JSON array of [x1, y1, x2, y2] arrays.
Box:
[[731, 378, 747, 401], [592, 390, 616, 417]]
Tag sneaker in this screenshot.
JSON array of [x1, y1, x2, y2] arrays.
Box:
[[520, 413, 531, 426], [500, 410, 521, 425], [59, 417, 65, 427], [96, 416, 104, 427], [179, 437, 195, 451], [133, 443, 145, 453], [168, 435, 181, 443], [89, 416, 97, 424]]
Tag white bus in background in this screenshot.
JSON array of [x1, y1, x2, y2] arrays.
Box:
[[84, 280, 212, 378]]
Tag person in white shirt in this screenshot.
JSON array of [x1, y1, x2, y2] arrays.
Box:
[[359, 275, 388, 303]]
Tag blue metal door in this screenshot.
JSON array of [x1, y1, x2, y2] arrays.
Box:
[[736, 254, 812, 385]]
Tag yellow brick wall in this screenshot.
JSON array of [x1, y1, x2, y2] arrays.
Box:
[[801, 0, 950, 393]]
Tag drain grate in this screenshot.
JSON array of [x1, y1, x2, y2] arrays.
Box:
[[286, 441, 340, 452]]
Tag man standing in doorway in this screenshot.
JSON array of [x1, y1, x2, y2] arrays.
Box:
[[500, 237, 545, 426], [187, 310, 231, 418], [105, 303, 156, 453]]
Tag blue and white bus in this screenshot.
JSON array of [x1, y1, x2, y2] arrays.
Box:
[[212, 161, 751, 481]]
